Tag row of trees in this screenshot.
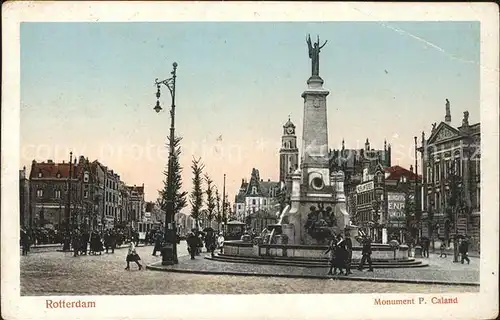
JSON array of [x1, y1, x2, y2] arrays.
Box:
[[157, 136, 232, 232]]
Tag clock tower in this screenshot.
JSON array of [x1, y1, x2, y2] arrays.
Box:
[[279, 117, 299, 191]]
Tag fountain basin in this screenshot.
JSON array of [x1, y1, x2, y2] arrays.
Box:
[[223, 240, 410, 261]]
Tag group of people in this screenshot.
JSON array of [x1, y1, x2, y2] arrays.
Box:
[[185, 229, 224, 259], [324, 230, 374, 276]]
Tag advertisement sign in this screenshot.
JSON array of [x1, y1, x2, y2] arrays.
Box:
[[356, 181, 374, 193], [387, 192, 405, 219]]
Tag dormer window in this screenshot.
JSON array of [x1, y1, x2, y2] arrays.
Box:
[[252, 186, 257, 195], [56, 172, 61, 178], [37, 189, 43, 198], [38, 172, 43, 178], [55, 190, 61, 199]]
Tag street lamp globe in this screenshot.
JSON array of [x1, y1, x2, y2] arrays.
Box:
[[173, 62, 178, 68], [154, 100, 162, 113]]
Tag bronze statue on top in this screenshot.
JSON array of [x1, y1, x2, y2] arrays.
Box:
[[306, 34, 327, 77]]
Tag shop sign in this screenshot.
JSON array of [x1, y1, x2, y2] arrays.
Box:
[[388, 192, 406, 219], [356, 181, 374, 193]]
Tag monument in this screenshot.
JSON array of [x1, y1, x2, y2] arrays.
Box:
[[276, 34, 351, 245], [215, 36, 419, 268]]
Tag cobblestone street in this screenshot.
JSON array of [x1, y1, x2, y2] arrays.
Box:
[[21, 245, 478, 296]]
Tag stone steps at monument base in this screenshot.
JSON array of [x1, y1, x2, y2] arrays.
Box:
[[218, 253, 416, 264], [207, 255, 427, 269]]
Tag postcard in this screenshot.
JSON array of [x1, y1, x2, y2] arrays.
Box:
[[2, 2, 499, 320]]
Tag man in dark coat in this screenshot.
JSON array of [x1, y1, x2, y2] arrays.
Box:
[[344, 230, 353, 275], [71, 230, 80, 257], [357, 236, 374, 272], [21, 229, 30, 256], [152, 232, 163, 256], [459, 237, 470, 264], [186, 232, 198, 260]]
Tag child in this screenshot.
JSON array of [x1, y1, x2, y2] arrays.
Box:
[[125, 242, 142, 270]]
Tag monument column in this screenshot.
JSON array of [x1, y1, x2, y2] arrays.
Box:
[[301, 34, 330, 190]]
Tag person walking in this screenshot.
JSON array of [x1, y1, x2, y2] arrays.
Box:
[[125, 241, 142, 270], [21, 228, 30, 256], [357, 235, 374, 272], [186, 232, 198, 260], [152, 232, 163, 256], [217, 232, 225, 254], [344, 230, 353, 275], [204, 230, 217, 258], [324, 235, 339, 275], [459, 237, 470, 264], [71, 230, 80, 257], [335, 234, 347, 275], [439, 241, 447, 258]]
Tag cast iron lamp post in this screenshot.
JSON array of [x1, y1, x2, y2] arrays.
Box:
[[154, 62, 179, 265]]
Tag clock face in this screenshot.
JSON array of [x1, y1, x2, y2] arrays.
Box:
[[286, 127, 294, 134]]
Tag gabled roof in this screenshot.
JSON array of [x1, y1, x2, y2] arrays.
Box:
[[127, 185, 144, 195], [30, 161, 82, 180], [427, 122, 462, 145], [384, 165, 421, 181]]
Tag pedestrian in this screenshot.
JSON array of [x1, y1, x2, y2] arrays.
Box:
[[324, 235, 339, 275], [71, 230, 80, 257], [421, 237, 430, 258], [21, 228, 30, 256], [439, 241, 447, 258], [335, 234, 348, 275], [186, 232, 198, 260], [152, 232, 163, 256], [459, 237, 470, 264], [125, 241, 142, 270], [80, 230, 89, 255], [344, 230, 353, 275], [217, 232, 225, 254], [357, 235, 374, 272], [204, 230, 217, 258]]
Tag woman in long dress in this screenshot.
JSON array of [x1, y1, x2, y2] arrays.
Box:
[[125, 241, 142, 270]]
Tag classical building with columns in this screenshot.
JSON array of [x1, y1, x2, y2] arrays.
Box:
[[418, 99, 480, 251]]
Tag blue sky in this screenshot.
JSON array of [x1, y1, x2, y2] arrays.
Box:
[[20, 21, 480, 203]]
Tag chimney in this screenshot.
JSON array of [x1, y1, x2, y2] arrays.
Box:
[[445, 99, 451, 124], [47, 160, 53, 163], [268, 179, 270, 182]]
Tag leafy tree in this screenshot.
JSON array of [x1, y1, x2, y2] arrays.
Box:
[[189, 157, 205, 230], [157, 136, 188, 225], [204, 174, 216, 226]]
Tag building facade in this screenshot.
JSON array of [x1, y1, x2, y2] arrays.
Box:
[[329, 138, 392, 218], [29, 158, 83, 229], [27, 156, 143, 231], [19, 167, 30, 227], [128, 184, 145, 227], [354, 164, 420, 244], [418, 100, 480, 251], [234, 168, 280, 228]]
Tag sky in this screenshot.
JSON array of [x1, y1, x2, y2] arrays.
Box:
[[20, 21, 480, 206]]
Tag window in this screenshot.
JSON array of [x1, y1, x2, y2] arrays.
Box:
[[84, 172, 89, 183], [84, 190, 89, 198], [252, 186, 257, 195], [55, 190, 61, 199], [263, 199, 267, 205], [252, 199, 256, 205], [37, 189, 43, 197], [38, 172, 42, 178]]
